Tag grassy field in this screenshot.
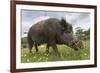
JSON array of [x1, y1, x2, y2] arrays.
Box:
[[21, 40, 90, 63]]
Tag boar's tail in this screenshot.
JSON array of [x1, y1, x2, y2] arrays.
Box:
[[27, 32, 33, 45], [27, 32, 34, 53]]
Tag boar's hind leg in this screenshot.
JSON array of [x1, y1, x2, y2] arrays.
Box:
[[28, 40, 33, 53]]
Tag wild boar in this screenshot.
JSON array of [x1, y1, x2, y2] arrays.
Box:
[[27, 18, 81, 54]]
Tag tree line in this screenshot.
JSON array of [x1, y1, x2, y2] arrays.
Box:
[[75, 27, 90, 40]]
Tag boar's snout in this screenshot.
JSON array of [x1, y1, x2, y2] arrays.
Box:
[[71, 40, 85, 51], [59, 33, 85, 51]]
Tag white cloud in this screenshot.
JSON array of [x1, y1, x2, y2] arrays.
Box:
[[66, 13, 90, 34], [22, 16, 50, 37], [21, 11, 90, 37]]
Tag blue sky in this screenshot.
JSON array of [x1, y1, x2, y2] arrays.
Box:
[[21, 9, 90, 37]]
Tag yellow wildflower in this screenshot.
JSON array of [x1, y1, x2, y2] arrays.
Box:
[[84, 53, 87, 56], [40, 45, 44, 48], [27, 59, 30, 62]]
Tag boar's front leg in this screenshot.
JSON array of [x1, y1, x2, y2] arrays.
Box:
[[50, 43, 59, 54], [45, 44, 50, 54], [34, 43, 39, 53]]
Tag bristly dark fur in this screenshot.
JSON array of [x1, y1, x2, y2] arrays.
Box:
[[27, 18, 79, 54]]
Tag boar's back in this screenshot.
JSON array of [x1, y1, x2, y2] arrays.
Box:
[[28, 18, 63, 44]]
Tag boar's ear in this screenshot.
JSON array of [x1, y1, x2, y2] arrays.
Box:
[[60, 18, 68, 29]]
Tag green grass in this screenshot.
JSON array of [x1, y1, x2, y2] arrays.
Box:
[[21, 40, 90, 63]]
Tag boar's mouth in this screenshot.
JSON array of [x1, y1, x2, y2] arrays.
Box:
[[70, 40, 85, 51], [70, 40, 80, 51]]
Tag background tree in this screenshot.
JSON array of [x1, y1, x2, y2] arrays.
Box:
[[75, 27, 84, 40], [83, 29, 90, 40], [75, 27, 90, 40]]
